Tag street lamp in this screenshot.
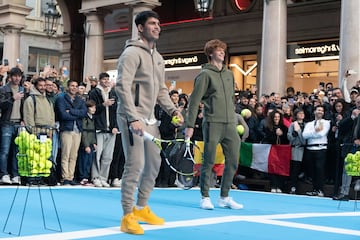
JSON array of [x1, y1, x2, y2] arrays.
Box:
[[44, 0, 61, 37], [194, 0, 214, 14]]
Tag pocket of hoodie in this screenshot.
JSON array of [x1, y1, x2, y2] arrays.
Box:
[[134, 83, 139, 106]]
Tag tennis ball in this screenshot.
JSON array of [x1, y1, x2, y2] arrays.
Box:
[[171, 116, 180, 125], [45, 160, 52, 169], [236, 125, 245, 135], [241, 109, 252, 118]]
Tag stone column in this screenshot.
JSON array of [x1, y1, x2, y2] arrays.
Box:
[[2, 27, 22, 67], [82, 10, 105, 90], [338, 0, 360, 100], [0, 2, 31, 67], [259, 0, 287, 96]]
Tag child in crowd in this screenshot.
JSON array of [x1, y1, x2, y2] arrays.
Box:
[[77, 100, 97, 185]]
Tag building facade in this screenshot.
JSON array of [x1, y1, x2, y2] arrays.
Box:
[[1, 0, 359, 97]]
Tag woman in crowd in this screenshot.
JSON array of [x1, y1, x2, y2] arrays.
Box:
[[261, 109, 289, 193], [328, 99, 350, 194]]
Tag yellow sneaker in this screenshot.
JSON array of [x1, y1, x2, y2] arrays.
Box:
[[133, 206, 165, 225], [120, 213, 144, 235]]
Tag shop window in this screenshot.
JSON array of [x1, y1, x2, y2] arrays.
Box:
[[286, 59, 338, 94], [27, 47, 60, 74], [229, 54, 257, 91]]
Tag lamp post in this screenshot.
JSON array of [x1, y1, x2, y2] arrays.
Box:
[[194, 0, 214, 15], [44, 0, 61, 37]]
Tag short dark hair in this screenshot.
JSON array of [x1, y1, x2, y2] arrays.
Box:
[[86, 99, 96, 108], [286, 86, 295, 93], [135, 11, 159, 27], [314, 105, 324, 112], [169, 90, 179, 96], [9, 67, 22, 77], [67, 79, 78, 87], [53, 80, 61, 90], [99, 72, 109, 80], [33, 77, 46, 87]]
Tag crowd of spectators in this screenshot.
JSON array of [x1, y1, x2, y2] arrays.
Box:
[[0, 63, 359, 199], [0, 64, 124, 188]]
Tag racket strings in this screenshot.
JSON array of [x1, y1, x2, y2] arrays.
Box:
[[162, 140, 198, 176]]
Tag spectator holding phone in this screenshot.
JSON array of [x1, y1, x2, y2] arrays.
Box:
[[0, 67, 25, 184], [88, 72, 118, 187]]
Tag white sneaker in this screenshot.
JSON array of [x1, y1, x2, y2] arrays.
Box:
[[80, 178, 89, 185], [0, 175, 12, 184], [93, 178, 102, 187], [200, 197, 214, 210], [271, 188, 277, 193], [317, 190, 324, 197], [101, 180, 110, 188], [276, 188, 282, 193], [218, 197, 243, 210], [11, 176, 21, 185], [111, 178, 121, 187]]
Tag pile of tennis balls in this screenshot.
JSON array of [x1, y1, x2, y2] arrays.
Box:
[[344, 151, 360, 176], [14, 130, 53, 177]]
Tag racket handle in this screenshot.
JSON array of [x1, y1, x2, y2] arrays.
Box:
[[143, 131, 154, 141], [185, 137, 191, 147]]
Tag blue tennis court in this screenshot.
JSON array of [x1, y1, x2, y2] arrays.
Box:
[[1, 186, 359, 239]]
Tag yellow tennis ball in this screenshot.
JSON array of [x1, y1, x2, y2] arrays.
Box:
[[241, 109, 251, 118], [171, 116, 180, 125], [236, 125, 245, 135]]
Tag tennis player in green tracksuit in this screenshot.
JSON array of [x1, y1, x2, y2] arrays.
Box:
[[185, 39, 243, 210]]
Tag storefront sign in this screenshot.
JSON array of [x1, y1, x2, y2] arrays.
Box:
[[164, 53, 207, 68], [287, 40, 340, 59]]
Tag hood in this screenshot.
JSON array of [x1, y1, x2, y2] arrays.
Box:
[[124, 39, 155, 53], [29, 86, 45, 96], [201, 63, 226, 73]]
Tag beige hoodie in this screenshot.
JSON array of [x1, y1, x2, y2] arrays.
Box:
[[115, 39, 177, 123], [23, 86, 55, 127]]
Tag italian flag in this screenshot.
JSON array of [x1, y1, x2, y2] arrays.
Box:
[[240, 142, 291, 176]]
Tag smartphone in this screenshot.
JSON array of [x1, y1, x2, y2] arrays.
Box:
[[3, 59, 8, 66], [16, 58, 20, 64], [170, 80, 176, 88]]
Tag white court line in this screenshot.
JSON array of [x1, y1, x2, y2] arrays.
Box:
[[2, 211, 360, 240]]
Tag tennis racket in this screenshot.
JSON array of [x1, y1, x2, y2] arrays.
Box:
[[143, 131, 198, 189]]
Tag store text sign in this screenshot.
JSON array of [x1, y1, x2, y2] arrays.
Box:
[[164, 53, 207, 68], [287, 40, 339, 59]]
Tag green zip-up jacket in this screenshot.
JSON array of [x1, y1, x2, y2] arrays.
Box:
[[186, 63, 236, 128]]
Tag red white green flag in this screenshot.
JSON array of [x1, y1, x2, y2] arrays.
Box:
[[240, 142, 291, 176]]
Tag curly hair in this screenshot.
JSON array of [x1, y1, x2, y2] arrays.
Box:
[[204, 39, 227, 62], [266, 109, 284, 130]]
